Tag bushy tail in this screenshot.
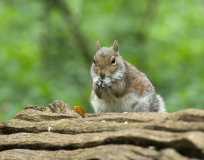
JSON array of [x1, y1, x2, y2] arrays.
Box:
[[156, 95, 166, 112]]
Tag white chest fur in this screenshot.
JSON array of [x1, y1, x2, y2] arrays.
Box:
[[91, 91, 150, 112]]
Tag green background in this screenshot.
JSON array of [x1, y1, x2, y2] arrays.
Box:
[[0, 0, 204, 121]]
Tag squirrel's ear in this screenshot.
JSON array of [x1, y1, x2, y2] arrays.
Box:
[[112, 40, 119, 52], [96, 40, 101, 50]]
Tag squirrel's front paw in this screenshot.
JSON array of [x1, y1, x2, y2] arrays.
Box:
[[96, 79, 105, 88]]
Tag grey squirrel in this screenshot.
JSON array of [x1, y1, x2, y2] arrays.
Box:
[[90, 40, 166, 113]]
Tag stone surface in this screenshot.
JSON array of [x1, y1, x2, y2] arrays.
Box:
[[0, 101, 203, 160]]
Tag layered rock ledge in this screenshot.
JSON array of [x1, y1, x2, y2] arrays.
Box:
[[0, 101, 203, 160]]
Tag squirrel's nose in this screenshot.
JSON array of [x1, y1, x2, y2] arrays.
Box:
[[100, 73, 105, 79]]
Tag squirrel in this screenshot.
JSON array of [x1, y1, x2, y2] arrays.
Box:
[[90, 40, 166, 113]]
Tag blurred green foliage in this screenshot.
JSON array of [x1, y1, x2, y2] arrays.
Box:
[[0, 0, 204, 121]]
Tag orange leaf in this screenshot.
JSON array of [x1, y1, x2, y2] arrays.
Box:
[[74, 106, 86, 118]]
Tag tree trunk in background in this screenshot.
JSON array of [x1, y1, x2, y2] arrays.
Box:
[[41, 0, 92, 74]]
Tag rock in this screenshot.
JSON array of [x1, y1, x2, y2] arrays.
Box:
[[0, 102, 203, 160]]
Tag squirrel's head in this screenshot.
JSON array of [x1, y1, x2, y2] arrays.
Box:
[[91, 40, 126, 86]]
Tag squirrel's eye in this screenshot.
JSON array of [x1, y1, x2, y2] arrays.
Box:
[[111, 58, 116, 65]]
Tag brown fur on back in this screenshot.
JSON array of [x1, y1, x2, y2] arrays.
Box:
[[124, 61, 155, 96]]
